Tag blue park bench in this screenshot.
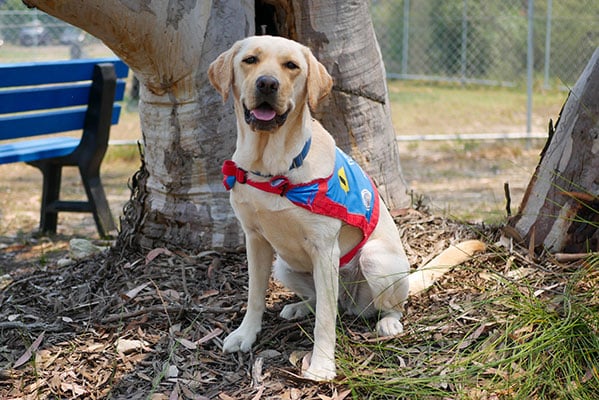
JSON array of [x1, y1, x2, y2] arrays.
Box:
[[0, 58, 129, 237]]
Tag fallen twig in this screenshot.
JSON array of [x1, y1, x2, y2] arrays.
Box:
[[554, 252, 599, 263], [0, 321, 64, 332], [100, 304, 239, 324]]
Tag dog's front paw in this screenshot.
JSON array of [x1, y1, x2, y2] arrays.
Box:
[[376, 313, 404, 337], [299, 352, 336, 382], [303, 363, 337, 382], [222, 327, 258, 353], [280, 300, 313, 320]]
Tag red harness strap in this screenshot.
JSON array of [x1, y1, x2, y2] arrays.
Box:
[[222, 160, 320, 196], [222, 157, 380, 267]]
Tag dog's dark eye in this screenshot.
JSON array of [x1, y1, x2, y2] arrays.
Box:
[[285, 61, 299, 70], [243, 56, 258, 64]]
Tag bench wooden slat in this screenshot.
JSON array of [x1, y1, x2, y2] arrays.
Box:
[[0, 58, 129, 87], [0, 81, 126, 114], [0, 137, 80, 164], [0, 105, 122, 140]]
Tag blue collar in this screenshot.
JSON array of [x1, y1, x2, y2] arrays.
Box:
[[251, 138, 311, 177], [289, 137, 311, 170]]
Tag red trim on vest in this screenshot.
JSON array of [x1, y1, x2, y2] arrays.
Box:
[[293, 179, 380, 266]]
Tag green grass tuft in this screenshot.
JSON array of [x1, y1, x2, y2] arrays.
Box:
[[333, 255, 599, 399], [463, 271, 599, 399]]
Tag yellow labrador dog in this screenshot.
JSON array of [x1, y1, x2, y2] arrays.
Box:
[[208, 35, 484, 381]]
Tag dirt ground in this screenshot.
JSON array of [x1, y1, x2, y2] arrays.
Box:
[[399, 138, 545, 223], [3, 198, 595, 399], [1, 207, 489, 399], [0, 100, 551, 398], [0, 141, 546, 399]]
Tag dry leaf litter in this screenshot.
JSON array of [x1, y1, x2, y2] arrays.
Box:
[[1, 209, 597, 399]]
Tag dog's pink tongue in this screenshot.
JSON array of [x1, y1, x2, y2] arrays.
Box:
[[251, 108, 276, 121]]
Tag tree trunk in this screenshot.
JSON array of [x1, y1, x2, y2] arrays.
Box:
[[25, 0, 410, 252], [507, 47, 599, 253], [260, 0, 411, 210], [25, 0, 252, 251]]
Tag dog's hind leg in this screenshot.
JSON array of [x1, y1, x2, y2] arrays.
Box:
[[358, 237, 410, 337], [273, 257, 316, 319]]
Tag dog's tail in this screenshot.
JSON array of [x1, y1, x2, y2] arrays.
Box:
[[408, 240, 486, 296]]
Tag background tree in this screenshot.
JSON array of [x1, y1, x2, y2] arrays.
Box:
[[507, 47, 599, 254], [23, 0, 409, 252]]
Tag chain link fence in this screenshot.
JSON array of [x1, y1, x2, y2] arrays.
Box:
[[1, 2, 597, 139], [371, 0, 599, 88], [2, 3, 597, 86]]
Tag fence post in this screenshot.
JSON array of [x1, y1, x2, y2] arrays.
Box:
[[543, 0, 553, 89], [460, 0, 468, 83], [401, 0, 410, 77], [526, 0, 534, 146]]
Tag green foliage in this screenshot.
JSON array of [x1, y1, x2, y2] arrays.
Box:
[[463, 273, 599, 399], [0, 0, 29, 11], [428, 0, 492, 77]]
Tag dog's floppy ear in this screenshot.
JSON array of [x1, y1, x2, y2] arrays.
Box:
[[305, 48, 333, 109], [208, 43, 239, 103]]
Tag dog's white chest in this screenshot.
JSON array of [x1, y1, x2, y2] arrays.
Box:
[[231, 187, 342, 270]]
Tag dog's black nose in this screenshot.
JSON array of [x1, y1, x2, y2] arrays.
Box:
[[256, 75, 279, 94]]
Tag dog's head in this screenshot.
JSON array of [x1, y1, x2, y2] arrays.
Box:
[[208, 36, 332, 133]]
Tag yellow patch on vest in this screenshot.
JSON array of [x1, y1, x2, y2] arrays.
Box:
[[338, 166, 350, 193]]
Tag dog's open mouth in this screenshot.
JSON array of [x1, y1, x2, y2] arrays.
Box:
[[244, 103, 289, 131]]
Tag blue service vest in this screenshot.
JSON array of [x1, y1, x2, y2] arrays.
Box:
[[222, 147, 380, 265]]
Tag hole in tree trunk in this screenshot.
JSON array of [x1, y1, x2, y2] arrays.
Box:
[[255, 1, 278, 36]]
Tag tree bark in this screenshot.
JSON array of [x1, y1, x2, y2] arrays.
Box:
[[25, 0, 252, 251], [261, 0, 411, 210], [507, 47, 599, 253]]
